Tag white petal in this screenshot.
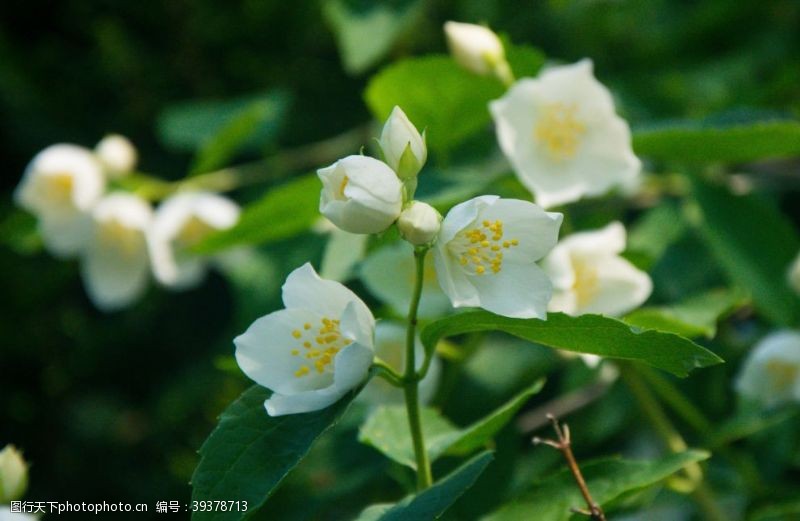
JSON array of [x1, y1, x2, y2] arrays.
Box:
[[477, 198, 563, 262], [38, 210, 92, 258], [469, 262, 553, 319], [576, 255, 652, 316], [735, 331, 800, 408], [559, 221, 626, 255], [433, 239, 481, 308], [438, 195, 498, 244]]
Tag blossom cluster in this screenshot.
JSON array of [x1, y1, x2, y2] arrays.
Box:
[[14, 137, 239, 311]]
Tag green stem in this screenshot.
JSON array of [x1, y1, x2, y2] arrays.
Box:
[[370, 360, 405, 387], [404, 246, 433, 490]]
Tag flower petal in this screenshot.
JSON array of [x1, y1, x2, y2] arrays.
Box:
[[469, 262, 553, 319], [282, 263, 373, 325]]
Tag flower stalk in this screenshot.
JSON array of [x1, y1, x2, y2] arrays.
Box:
[[404, 246, 433, 490]]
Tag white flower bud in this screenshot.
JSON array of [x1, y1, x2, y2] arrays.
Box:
[[444, 21, 510, 82], [95, 134, 137, 178], [397, 201, 441, 245], [318, 155, 403, 234], [0, 445, 28, 503], [379, 106, 427, 180], [788, 251, 800, 295]]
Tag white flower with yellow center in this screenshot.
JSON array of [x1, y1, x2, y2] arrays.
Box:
[[81, 193, 152, 312], [433, 195, 562, 319], [95, 134, 137, 178], [235, 263, 375, 416], [14, 144, 105, 257], [0, 445, 27, 504], [149, 192, 240, 290], [736, 331, 800, 408], [318, 155, 403, 234], [489, 59, 641, 208], [361, 241, 451, 319], [543, 222, 652, 317], [360, 322, 441, 406]]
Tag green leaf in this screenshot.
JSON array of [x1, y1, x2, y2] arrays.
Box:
[[190, 385, 358, 521], [483, 450, 710, 521], [354, 451, 494, 521], [503, 40, 546, 79], [157, 90, 289, 153], [690, 177, 800, 325], [0, 209, 41, 255], [633, 115, 800, 163], [194, 174, 320, 253], [421, 311, 723, 377], [624, 288, 747, 339], [626, 202, 687, 269], [324, 0, 424, 74], [360, 381, 543, 469], [365, 55, 505, 153]]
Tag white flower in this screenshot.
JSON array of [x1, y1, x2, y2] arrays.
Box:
[[234, 263, 375, 416], [542, 222, 652, 317], [360, 322, 441, 406], [397, 201, 442, 246], [14, 144, 105, 257], [788, 251, 800, 295], [736, 331, 800, 408], [318, 155, 403, 234], [433, 195, 562, 319], [95, 134, 137, 178], [444, 21, 511, 83], [489, 59, 641, 208], [379, 106, 427, 180], [0, 506, 37, 521], [0, 445, 27, 503], [80, 193, 152, 312], [361, 241, 451, 319], [149, 192, 240, 290]]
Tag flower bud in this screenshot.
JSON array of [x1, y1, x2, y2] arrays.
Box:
[[0, 445, 28, 503], [397, 201, 441, 246], [444, 21, 511, 83], [379, 106, 427, 181], [318, 155, 403, 234], [95, 134, 138, 178]]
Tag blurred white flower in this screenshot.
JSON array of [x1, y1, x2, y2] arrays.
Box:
[[444, 21, 511, 84], [149, 192, 240, 290], [361, 241, 451, 319], [543, 222, 652, 317], [95, 134, 137, 178], [0, 445, 27, 504], [489, 59, 640, 208], [788, 251, 800, 295], [14, 144, 105, 257], [0, 506, 37, 521], [360, 322, 441, 406], [318, 155, 403, 234], [315, 218, 369, 282], [235, 263, 375, 416], [379, 106, 427, 181], [80, 193, 152, 312], [736, 330, 800, 408], [398, 201, 441, 246], [433, 195, 562, 319]]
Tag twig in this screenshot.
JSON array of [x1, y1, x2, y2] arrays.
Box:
[[533, 414, 607, 521]]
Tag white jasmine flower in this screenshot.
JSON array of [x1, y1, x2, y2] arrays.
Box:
[[361, 241, 451, 319], [397, 201, 442, 246], [788, 251, 800, 295], [149, 192, 240, 290], [318, 155, 403, 234], [80, 193, 153, 311], [0, 445, 27, 503], [234, 263, 375, 416], [360, 322, 441, 406], [14, 144, 105, 257], [95, 134, 137, 178], [736, 331, 800, 408], [379, 106, 427, 181], [433, 195, 562, 319], [489, 59, 641, 208], [444, 21, 511, 84], [543, 222, 652, 317], [0, 506, 37, 521]]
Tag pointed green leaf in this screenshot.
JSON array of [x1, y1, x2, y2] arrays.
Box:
[[483, 450, 710, 521], [354, 451, 494, 521], [190, 385, 359, 520], [421, 311, 723, 377]]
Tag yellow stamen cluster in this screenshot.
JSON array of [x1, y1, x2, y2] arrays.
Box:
[[453, 219, 519, 275], [176, 215, 214, 248], [44, 173, 75, 204], [98, 219, 141, 257], [534, 102, 586, 161], [571, 256, 600, 307], [291, 317, 352, 378]]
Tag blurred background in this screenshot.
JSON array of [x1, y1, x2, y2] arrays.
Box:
[[2, 0, 799, 519]]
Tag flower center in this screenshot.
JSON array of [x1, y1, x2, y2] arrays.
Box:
[[43, 173, 75, 204], [290, 316, 352, 378], [764, 360, 799, 393], [176, 215, 214, 249], [98, 219, 141, 257], [571, 256, 599, 307], [339, 176, 349, 197], [533, 102, 586, 161], [450, 219, 519, 276]]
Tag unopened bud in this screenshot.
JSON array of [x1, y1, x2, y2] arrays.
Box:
[[379, 106, 427, 181], [398, 201, 441, 245], [444, 21, 511, 84], [95, 134, 137, 178], [0, 445, 28, 503]]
